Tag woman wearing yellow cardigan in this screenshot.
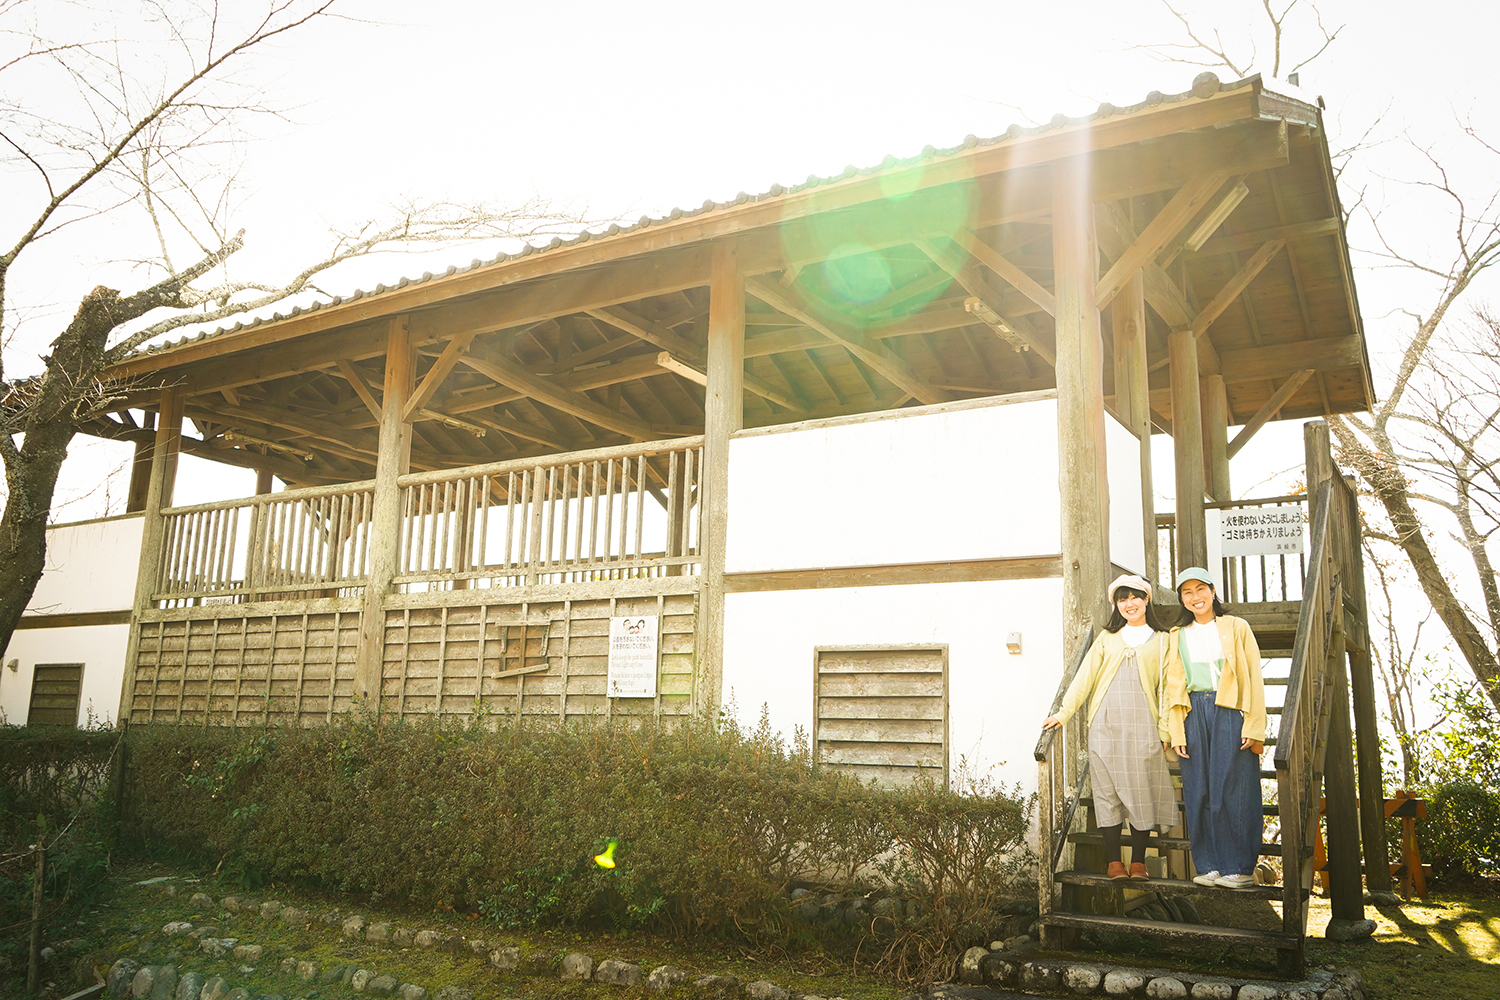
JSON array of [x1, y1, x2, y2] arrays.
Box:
[[1042, 574, 1176, 881], [1165, 567, 1268, 890]]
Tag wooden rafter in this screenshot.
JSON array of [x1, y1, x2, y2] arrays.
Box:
[[458, 352, 656, 440], [1191, 215, 1340, 257], [1191, 240, 1285, 339], [1095, 173, 1228, 308], [949, 228, 1056, 316], [584, 305, 703, 361], [335, 359, 382, 420], [1227, 370, 1314, 459], [743, 278, 950, 405], [915, 239, 1056, 365], [402, 331, 479, 422]]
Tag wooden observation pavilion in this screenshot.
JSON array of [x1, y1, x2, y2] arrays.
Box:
[[70, 72, 1383, 973]]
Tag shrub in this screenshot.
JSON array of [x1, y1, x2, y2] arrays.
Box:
[[1403, 781, 1500, 880], [120, 712, 1033, 981]]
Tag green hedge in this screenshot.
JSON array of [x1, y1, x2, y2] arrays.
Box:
[[1403, 782, 1500, 880], [121, 714, 1032, 981]]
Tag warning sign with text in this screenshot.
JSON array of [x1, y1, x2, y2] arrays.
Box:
[[607, 615, 659, 698], [1220, 504, 1305, 557]]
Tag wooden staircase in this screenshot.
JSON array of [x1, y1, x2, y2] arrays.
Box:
[[1034, 424, 1391, 978]]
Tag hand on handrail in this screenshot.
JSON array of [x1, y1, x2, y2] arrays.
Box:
[[1041, 716, 1062, 730]]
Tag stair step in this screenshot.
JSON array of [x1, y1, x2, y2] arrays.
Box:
[[1265, 678, 1289, 686], [1078, 797, 1280, 816], [1169, 767, 1281, 780], [1039, 912, 1299, 949], [1067, 832, 1289, 856], [1053, 870, 1304, 900]]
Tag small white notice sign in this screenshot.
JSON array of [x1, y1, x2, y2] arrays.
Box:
[[607, 615, 659, 698], [1220, 505, 1306, 557]]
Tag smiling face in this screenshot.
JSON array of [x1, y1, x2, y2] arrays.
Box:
[[1116, 592, 1148, 627], [1179, 579, 1217, 623]]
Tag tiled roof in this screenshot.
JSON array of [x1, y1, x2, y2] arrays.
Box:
[[128, 72, 1297, 363]]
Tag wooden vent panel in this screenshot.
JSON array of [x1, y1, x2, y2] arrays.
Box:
[[815, 646, 948, 788], [28, 663, 83, 726]]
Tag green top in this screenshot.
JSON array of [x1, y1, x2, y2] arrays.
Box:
[[1178, 622, 1225, 693]]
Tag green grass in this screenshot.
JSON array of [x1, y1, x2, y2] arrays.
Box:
[[1313, 890, 1500, 1000]]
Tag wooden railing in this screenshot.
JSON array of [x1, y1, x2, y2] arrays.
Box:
[[393, 437, 704, 590], [1155, 495, 1308, 603], [1035, 627, 1095, 920], [155, 480, 377, 606]]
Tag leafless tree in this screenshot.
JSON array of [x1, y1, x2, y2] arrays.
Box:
[[1133, 0, 1343, 84], [0, 0, 586, 655]]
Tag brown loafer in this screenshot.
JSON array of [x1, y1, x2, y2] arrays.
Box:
[[1107, 861, 1129, 880], [1129, 863, 1150, 881]]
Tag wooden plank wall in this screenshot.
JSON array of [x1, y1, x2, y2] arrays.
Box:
[[379, 592, 698, 724], [814, 646, 948, 788], [127, 589, 698, 727]]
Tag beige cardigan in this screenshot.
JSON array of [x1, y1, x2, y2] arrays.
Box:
[[1051, 629, 1172, 744], [1164, 614, 1267, 746]]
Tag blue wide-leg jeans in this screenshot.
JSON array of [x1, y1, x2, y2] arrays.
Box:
[[1179, 691, 1263, 876]]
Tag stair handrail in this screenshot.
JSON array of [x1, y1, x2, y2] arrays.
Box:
[[1273, 478, 1336, 963], [1036, 626, 1095, 920]]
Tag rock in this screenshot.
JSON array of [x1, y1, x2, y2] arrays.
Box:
[[366, 921, 392, 943], [959, 947, 989, 984], [259, 901, 283, 920], [1189, 984, 1233, 1000], [187, 926, 216, 941], [297, 960, 318, 979], [1064, 965, 1103, 992], [150, 967, 179, 1000], [39, 946, 56, 962], [397, 986, 428, 1000], [560, 953, 594, 981], [1022, 964, 1061, 992], [691, 974, 741, 997], [979, 955, 1016, 987], [1146, 978, 1187, 999], [516, 950, 554, 975], [199, 938, 236, 958], [1104, 970, 1146, 995], [744, 982, 789, 1000], [278, 907, 309, 926], [162, 922, 196, 938], [595, 959, 643, 987], [1325, 917, 1376, 942], [318, 965, 346, 984], [392, 928, 416, 947], [198, 978, 230, 1000], [342, 915, 367, 940], [489, 946, 520, 971], [1365, 889, 1401, 907], [223, 990, 249, 1000], [646, 965, 689, 992], [231, 944, 263, 962], [279, 958, 298, 975], [351, 969, 374, 992], [189, 893, 215, 910], [368, 974, 399, 996], [1238, 987, 1278, 1000], [872, 897, 901, 919], [131, 965, 161, 998], [466, 938, 489, 955], [414, 930, 440, 949], [219, 897, 244, 912], [319, 909, 343, 926], [175, 971, 205, 1000], [433, 988, 474, 1000]]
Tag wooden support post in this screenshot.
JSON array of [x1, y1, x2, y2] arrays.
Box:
[[1323, 611, 1366, 923], [698, 243, 744, 716], [255, 468, 274, 495], [1202, 373, 1231, 502], [117, 388, 183, 722], [1169, 329, 1207, 569], [125, 426, 155, 513], [353, 316, 414, 709], [1344, 475, 1391, 891], [1112, 271, 1157, 585]]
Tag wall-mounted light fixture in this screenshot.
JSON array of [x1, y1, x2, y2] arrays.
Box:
[[1006, 633, 1022, 655]]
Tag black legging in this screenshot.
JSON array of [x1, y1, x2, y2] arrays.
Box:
[[1100, 823, 1153, 865]]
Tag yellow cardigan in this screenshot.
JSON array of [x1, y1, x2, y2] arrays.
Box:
[[1164, 614, 1267, 746], [1051, 629, 1172, 743]]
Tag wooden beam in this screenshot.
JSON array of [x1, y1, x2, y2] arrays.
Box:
[[1096, 174, 1229, 308], [1095, 203, 1195, 329], [950, 227, 1056, 316], [1192, 216, 1340, 257], [402, 331, 478, 422], [1191, 240, 1285, 339], [586, 305, 703, 361], [914, 239, 1056, 364], [334, 359, 382, 420], [1222, 335, 1362, 382], [1170, 328, 1207, 568], [1112, 270, 1158, 584], [1202, 373, 1231, 502], [1227, 370, 1313, 458], [744, 278, 951, 405], [655, 351, 805, 414], [458, 351, 656, 440]]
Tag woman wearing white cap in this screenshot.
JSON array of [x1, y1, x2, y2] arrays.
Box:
[[1165, 567, 1267, 890], [1042, 574, 1176, 881]]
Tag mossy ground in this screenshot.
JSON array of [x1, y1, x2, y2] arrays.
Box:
[[25, 860, 908, 1000]]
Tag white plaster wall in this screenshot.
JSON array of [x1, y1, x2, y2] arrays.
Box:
[[727, 397, 1061, 573], [1106, 413, 1147, 577], [722, 578, 1063, 793], [26, 514, 143, 616], [0, 624, 130, 727]]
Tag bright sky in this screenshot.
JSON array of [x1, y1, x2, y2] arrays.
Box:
[[9, 0, 1499, 523]]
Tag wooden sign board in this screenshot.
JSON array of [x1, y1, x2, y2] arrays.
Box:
[[1220, 504, 1304, 557]]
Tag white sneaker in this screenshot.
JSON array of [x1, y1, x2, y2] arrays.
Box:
[[1192, 870, 1221, 886], [1215, 873, 1257, 889]]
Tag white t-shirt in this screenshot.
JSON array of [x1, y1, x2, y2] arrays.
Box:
[[1183, 620, 1226, 690], [1119, 623, 1156, 648]]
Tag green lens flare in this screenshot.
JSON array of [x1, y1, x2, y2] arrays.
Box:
[[594, 839, 617, 869]]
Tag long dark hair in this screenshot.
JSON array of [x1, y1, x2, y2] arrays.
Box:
[[1104, 586, 1170, 633], [1175, 583, 1228, 626]]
